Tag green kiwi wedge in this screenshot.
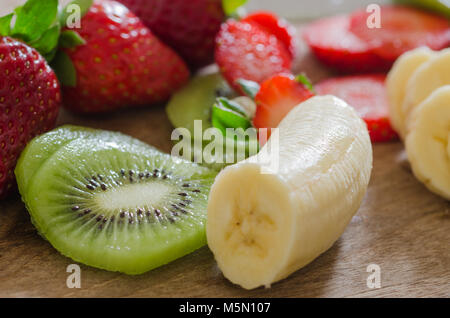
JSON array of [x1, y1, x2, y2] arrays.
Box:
[[166, 72, 235, 133], [15, 125, 150, 196], [16, 126, 217, 274], [394, 0, 450, 18], [166, 72, 258, 170]]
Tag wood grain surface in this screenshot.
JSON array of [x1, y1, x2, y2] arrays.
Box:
[[0, 25, 449, 298]]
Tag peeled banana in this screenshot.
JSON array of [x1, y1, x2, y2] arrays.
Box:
[[206, 95, 373, 289], [387, 48, 450, 200]]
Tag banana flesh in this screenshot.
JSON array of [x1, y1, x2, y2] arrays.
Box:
[[387, 48, 450, 200], [405, 86, 450, 200], [206, 95, 373, 289], [386, 47, 435, 138]]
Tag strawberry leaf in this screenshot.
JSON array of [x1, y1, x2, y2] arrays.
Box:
[[12, 0, 58, 42], [236, 79, 260, 99], [29, 24, 61, 55], [0, 13, 14, 36], [222, 0, 247, 17], [212, 97, 251, 135], [216, 97, 249, 118], [51, 50, 77, 87], [59, 30, 86, 48], [295, 73, 315, 93]]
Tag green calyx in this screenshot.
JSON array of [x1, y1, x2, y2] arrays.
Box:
[[295, 73, 315, 93], [236, 79, 260, 99], [212, 97, 252, 135], [0, 0, 92, 63], [222, 0, 248, 18]]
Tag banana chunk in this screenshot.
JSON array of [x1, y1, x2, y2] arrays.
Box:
[[405, 86, 450, 200], [403, 48, 450, 128], [206, 95, 373, 290], [387, 47, 435, 138], [387, 48, 450, 200]]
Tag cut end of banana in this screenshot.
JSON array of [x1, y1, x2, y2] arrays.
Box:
[[207, 163, 295, 290]]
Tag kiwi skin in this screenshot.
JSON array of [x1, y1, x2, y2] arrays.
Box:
[[17, 126, 217, 274]]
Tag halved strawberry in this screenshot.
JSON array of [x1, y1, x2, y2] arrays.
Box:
[[349, 6, 450, 62], [315, 74, 398, 143], [215, 19, 292, 93], [253, 73, 315, 144], [303, 15, 392, 73], [242, 11, 296, 59]]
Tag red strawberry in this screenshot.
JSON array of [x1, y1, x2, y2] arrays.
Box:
[[0, 37, 61, 198], [242, 11, 296, 59], [61, 0, 190, 114], [215, 19, 292, 93], [315, 74, 398, 143], [253, 73, 314, 144], [349, 6, 450, 61], [303, 15, 392, 73], [117, 0, 225, 68]]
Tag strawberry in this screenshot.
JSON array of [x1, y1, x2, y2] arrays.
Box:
[[349, 6, 450, 62], [253, 73, 314, 144], [58, 0, 190, 114], [0, 37, 61, 198], [0, 0, 64, 198], [242, 11, 296, 59], [303, 15, 392, 73], [315, 74, 398, 143], [215, 19, 292, 93], [117, 0, 226, 69]]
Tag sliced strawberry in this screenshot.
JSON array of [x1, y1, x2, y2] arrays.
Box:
[[242, 11, 296, 59], [253, 73, 315, 144], [349, 6, 450, 62], [215, 19, 292, 93], [303, 15, 392, 73], [315, 74, 398, 143]]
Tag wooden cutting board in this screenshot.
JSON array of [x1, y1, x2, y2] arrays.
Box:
[[0, 27, 449, 298]]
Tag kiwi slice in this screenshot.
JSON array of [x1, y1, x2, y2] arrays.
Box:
[[394, 0, 450, 18], [17, 127, 217, 274], [15, 125, 150, 196], [166, 72, 258, 170]]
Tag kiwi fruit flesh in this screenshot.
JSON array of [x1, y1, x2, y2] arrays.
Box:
[[16, 126, 217, 274], [15, 125, 150, 196], [166, 72, 258, 170]]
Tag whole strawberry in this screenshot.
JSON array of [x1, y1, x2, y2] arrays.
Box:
[[58, 0, 190, 114], [215, 14, 294, 94], [0, 37, 61, 198], [118, 0, 225, 68]]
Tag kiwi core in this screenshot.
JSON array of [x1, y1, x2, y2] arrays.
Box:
[[94, 182, 172, 211]]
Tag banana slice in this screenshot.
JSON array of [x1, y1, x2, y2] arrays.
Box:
[[386, 47, 435, 138], [402, 48, 450, 129], [405, 85, 450, 200], [206, 95, 373, 289]]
